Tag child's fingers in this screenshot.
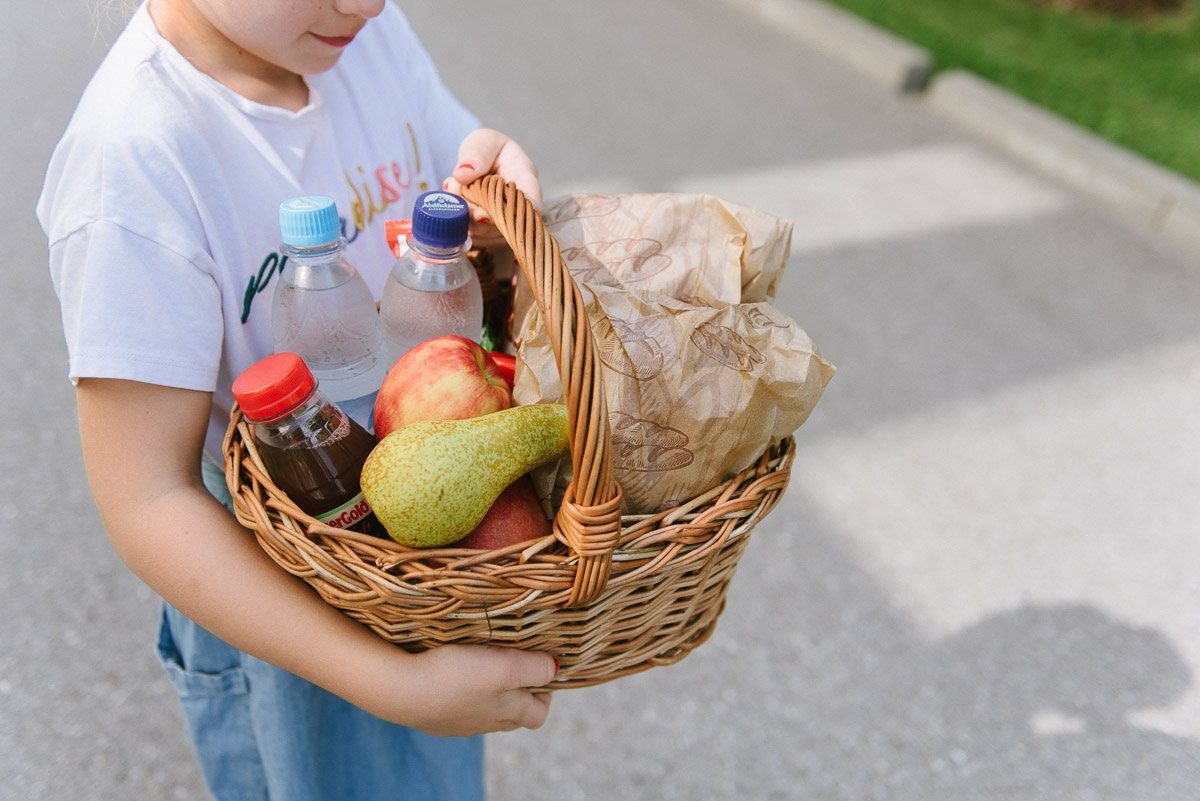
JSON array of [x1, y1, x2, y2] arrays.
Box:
[[506, 650, 558, 689], [506, 688, 552, 730], [494, 139, 543, 212], [449, 130, 544, 214], [447, 131, 499, 225], [525, 689, 553, 729], [440, 177, 492, 231], [452, 128, 507, 186]]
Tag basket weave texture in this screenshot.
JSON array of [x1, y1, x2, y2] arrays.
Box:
[[223, 177, 795, 688]]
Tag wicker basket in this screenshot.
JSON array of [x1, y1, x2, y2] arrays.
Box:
[[223, 177, 796, 688]]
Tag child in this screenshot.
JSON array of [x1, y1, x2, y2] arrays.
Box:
[[37, 1, 556, 799]]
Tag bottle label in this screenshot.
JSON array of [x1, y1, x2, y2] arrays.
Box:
[[317, 492, 372, 530]]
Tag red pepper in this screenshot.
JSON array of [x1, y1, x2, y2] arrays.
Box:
[[488, 351, 516, 390]]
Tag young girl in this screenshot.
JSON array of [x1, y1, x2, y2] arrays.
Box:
[[37, 1, 556, 798]]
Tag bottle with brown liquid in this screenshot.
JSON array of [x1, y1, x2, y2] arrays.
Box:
[[232, 352, 383, 536]]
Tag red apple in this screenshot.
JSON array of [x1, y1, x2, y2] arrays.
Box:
[[374, 335, 512, 439], [455, 476, 551, 550]]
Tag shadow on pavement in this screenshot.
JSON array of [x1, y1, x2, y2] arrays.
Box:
[[490, 500, 1200, 800]]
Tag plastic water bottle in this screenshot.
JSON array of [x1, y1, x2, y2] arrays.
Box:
[[380, 191, 483, 363], [273, 196, 387, 431]]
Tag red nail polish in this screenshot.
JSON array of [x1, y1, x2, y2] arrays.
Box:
[[457, 162, 475, 172], [552, 657, 560, 674]]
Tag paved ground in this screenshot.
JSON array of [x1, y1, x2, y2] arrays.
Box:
[[3, 0, 1198, 798]]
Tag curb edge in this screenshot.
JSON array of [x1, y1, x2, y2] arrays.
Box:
[[720, 0, 932, 92], [718, 0, 1200, 256], [925, 70, 1200, 256]]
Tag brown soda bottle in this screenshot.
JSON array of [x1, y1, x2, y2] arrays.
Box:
[[232, 352, 384, 537]]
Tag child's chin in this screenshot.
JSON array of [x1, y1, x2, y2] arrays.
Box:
[[293, 51, 343, 76]]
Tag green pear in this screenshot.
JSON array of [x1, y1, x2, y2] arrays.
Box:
[[361, 403, 569, 547]]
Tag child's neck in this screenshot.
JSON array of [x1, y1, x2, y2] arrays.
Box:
[[149, 0, 310, 112]]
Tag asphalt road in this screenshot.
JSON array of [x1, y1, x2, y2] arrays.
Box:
[[3, 1, 1198, 799]]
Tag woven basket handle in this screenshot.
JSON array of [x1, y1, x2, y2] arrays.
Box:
[[460, 177, 622, 608]]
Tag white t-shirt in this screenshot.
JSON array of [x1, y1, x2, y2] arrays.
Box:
[[37, 3, 478, 462]]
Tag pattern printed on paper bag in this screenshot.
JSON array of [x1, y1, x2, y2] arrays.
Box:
[[594, 315, 666, 380], [609, 412, 694, 472], [673, 295, 724, 310], [741, 305, 790, 330], [565, 239, 672, 285], [690, 321, 766, 372], [561, 246, 621, 287], [678, 364, 734, 422], [544, 194, 623, 224]]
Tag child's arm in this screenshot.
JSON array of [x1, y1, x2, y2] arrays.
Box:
[[76, 377, 556, 736]]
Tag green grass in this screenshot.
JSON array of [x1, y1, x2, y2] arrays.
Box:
[[822, 0, 1200, 182]]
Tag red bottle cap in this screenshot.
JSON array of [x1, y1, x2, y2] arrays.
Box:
[[232, 352, 317, 422]]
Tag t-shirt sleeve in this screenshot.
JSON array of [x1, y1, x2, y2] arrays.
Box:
[[379, 5, 481, 180], [49, 220, 223, 390]]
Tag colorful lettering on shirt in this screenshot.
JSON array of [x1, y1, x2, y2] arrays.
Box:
[[242, 251, 287, 324], [344, 126, 429, 231]]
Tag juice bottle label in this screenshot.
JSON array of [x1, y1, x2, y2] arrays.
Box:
[[317, 492, 372, 530]]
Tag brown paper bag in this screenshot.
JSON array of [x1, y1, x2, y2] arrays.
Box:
[[515, 193, 835, 514]]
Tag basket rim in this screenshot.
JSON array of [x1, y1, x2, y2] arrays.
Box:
[[223, 404, 794, 601]]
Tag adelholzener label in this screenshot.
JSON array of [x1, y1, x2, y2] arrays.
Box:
[[421, 192, 465, 212], [317, 492, 372, 529]]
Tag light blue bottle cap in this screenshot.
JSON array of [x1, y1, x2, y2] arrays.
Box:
[[279, 196, 341, 248]]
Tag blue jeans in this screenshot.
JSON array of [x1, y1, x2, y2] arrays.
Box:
[[152, 461, 485, 801]]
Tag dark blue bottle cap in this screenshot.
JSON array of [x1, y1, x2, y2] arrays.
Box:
[[411, 191, 470, 249]]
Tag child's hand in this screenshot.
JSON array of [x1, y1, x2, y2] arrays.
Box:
[[444, 128, 543, 238], [371, 643, 558, 737]]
